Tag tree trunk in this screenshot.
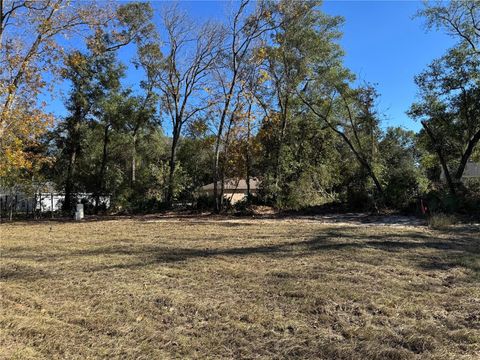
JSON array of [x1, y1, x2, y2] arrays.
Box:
[[220, 170, 225, 209], [338, 128, 384, 197], [273, 92, 289, 196], [131, 131, 137, 187], [219, 107, 237, 208], [302, 94, 386, 198], [63, 111, 82, 212], [166, 128, 180, 207], [454, 129, 480, 180], [213, 141, 222, 213], [246, 103, 252, 201], [213, 67, 238, 213], [421, 121, 456, 195], [64, 146, 77, 212], [213, 107, 231, 213], [95, 124, 110, 212], [0, 0, 4, 51]]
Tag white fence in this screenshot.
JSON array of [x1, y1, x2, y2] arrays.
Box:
[[0, 193, 110, 214]]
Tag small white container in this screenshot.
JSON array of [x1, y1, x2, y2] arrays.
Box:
[[75, 203, 84, 220]]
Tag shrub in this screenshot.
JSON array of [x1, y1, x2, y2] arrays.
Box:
[[428, 213, 457, 229], [195, 194, 216, 210], [233, 198, 254, 215]]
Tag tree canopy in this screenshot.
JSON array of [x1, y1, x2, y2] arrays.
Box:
[[1, 0, 479, 217]]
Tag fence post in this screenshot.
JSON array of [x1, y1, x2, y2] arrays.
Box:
[[9, 195, 13, 221], [51, 193, 54, 218]]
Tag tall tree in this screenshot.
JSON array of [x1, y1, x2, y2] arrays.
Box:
[[121, 94, 158, 187], [129, 41, 160, 187], [58, 2, 155, 210], [379, 127, 424, 209], [300, 84, 385, 198], [409, 46, 480, 194], [58, 51, 96, 211], [410, 1, 480, 194], [257, 0, 345, 202], [151, 4, 222, 206], [419, 0, 479, 54], [90, 55, 126, 212], [0, 0, 114, 177], [211, 0, 272, 212]]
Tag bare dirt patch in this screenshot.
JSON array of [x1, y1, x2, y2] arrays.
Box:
[[1, 218, 479, 359]]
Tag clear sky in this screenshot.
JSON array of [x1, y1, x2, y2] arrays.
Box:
[[47, 0, 456, 133], [321, 0, 455, 132]]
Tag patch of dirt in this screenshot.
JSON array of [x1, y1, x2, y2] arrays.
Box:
[[142, 213, 426, 229], [309, 213, 426, 227]]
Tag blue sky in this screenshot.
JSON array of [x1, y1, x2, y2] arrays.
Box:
[[321, 0, 454, 132], [48, 0, 455, 133]]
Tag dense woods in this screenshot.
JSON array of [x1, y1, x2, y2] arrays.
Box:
[[1, 0, 479, 216]]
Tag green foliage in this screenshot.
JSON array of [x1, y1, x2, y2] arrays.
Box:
[[24, 0, 479, 217], [379, 127, 426, 210], [418, 1, 479, 55], [409, 45, 480, 181], [176, 137, 214, 200], [257, 112, 345, 209], [255, 0, 349, 209], [149, 161, 191, 203], [409, 2, 480, 202]]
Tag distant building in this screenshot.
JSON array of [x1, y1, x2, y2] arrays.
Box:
[[462, 161, 480, 179], [199, 178, 259, 204], [0, 182, 110, 215], [440, 161, 480, 182]]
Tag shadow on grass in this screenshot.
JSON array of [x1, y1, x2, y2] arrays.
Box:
[[2, 227, 479, 281]]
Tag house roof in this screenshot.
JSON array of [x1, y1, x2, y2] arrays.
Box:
[[200, 178, 260, 191]]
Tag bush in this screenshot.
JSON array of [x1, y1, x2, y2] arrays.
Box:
[[195, 194, 232, 211], [195, 194, 216, 210], [422, 187, 480, 215], [428, 213, 457, 229], [233, 198, 254, 215]]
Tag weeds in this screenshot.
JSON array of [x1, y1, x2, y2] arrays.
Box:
[[428, 213, 457, 229]]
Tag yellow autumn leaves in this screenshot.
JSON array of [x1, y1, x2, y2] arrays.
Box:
[[0, 109, 54, 177]]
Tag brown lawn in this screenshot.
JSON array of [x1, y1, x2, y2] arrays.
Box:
[[1, 218, 479, 359]]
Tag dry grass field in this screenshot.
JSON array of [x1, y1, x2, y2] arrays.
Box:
[[1, 217, 479, 359]]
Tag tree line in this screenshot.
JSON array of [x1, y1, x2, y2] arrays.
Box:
[[0, 0, 479, 216]]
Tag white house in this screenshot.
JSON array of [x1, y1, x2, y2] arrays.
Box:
[[0, 182, 110, 215]]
